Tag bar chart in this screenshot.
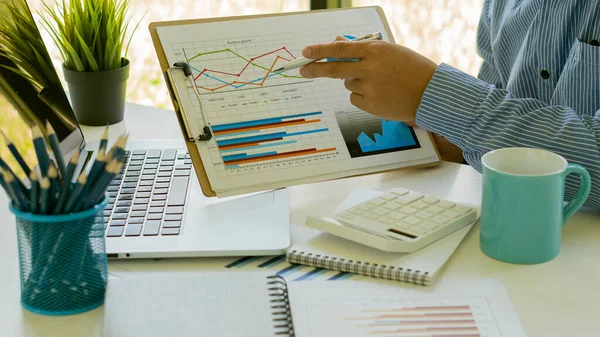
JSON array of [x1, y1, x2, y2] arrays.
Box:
[[335, 109, 420, 158], [212, 111, 338, 169], [307, 298, 502, 337], [225, 254, 354, 282]]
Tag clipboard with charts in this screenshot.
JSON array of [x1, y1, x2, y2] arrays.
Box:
[[149, 6, 440, 197]]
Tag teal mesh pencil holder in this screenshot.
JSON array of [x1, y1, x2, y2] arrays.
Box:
[[9, 197, 109, 316]]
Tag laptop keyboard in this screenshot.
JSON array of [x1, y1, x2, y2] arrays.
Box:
[[102, 149, 192, 237]]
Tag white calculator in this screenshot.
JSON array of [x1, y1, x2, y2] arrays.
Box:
[[305, 188, 478, 253]]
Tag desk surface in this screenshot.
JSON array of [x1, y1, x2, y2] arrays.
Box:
[[1, 103, 598, 337]]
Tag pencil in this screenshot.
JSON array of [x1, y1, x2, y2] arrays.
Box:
[[4, 170, 29, 211], [0, 169, 16, 202], [86, 159, 123, 208], [86, 150, 107, 187], [39, 177, 50, 214], [47, 163, 59, 208], [32, 125, 51, 178], [63, 172, 88, 213], [108, 135, 128, 161], [99, 126, 109, 156], [53, 149, 80, 214], [1, 130, 31, 177], [46, 121, 66, 177], [29, 171, 39, 214], [0, 155, 30, 197]]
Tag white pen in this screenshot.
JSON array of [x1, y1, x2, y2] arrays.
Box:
[[273, 32, 382, 73]]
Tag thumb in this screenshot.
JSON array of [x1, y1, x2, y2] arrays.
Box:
[[334, 35, 350, 41]]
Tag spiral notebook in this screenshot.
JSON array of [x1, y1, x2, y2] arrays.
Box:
[[102, 272, 527, 337], [287, 190, 479, 286]]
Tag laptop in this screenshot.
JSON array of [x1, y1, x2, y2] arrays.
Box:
[[0, 0, 290, 259]]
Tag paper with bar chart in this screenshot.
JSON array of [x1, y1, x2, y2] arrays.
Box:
[[156, 7, 438, 194], [306, 298, 503, 337]]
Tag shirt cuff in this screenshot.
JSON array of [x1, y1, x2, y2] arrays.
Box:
[[415, 63, 490, 148]]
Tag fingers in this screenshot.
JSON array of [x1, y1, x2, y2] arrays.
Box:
[[349, 93, 369, 112], [344, 78, 364, 95], [302, 40, 369, 59], [300, 61, 364, 79], [334, 35, 350, 41]]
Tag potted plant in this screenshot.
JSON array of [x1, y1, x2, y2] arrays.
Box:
[[41, 0, 143, 126], [0, 0, 77, 136]]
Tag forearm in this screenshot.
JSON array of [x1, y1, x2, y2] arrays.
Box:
[[415, 63, 600, 208]]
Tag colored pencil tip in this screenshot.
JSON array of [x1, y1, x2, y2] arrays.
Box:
[[3, 169, 14, 182], [77, 172, 88, 184], [29, 170, 38, 181], [101, 126, 109, 139], [45, 120, 56, 135], [31, 124, 43, 138], [40, 177, 50, 189], [70, 148, 81, 164], [47, 163, 58, 178]]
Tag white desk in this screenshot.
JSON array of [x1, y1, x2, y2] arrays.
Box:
[[1, 103, 598, 337]]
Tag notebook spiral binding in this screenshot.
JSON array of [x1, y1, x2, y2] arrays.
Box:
[[287, 251, 431, 286], [267, 275, 296, 336]]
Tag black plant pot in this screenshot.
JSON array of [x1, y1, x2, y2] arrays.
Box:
[[63, 59, 130, 126]]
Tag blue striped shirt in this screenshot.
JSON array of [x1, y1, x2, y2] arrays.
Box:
[[415, 0, 600, 208]]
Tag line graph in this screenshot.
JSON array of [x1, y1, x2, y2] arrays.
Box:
[[184, 46, 309, 93]]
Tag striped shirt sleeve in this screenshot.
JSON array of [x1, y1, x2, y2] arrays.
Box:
[[415, 63, 600, 208]]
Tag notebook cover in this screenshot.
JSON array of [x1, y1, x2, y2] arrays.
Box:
[[287, 190, 478, 286]]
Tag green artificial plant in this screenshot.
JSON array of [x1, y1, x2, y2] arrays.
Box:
[[41, 0, 143, 72], [0, 0, 60, 91]]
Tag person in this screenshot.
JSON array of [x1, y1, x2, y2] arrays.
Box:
[[299, 1, 600, 209]]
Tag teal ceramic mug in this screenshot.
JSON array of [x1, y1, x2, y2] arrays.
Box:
[[480, 147, 591, 264]]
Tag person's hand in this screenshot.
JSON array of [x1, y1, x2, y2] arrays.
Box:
[[299, 37, 438, 123]]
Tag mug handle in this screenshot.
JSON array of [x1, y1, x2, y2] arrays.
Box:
[[562, 164, 591, 225]]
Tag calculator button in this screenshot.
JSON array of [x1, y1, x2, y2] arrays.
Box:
[[388, 212, 406, 220], [410, 227, 428, 235], [372, 208, 389, 216], [349, 209, 363, 215], [383, 202, 402, 210], [410, 201, 429, 210], [443, 210, 462, 219], [358, 204, 375, 211], [378, 217, 394, 224], [368, 198, 386, 206], [395, 193, 423, 205], [415, 210, 434, 219], [428, 205, 445, 214], [337, 212, 354, 219], [392, 222, 410, 230], [420, 222, 439, 230], [363, 213, 379, 220], [422, 196, 440, 204], [432, 215, 450, 225], [379, 193, 397, 201], [399, 206, 418, 215], [453, 205, 472, 214], [390, 188, 409, 196], [437, 200, 455, 209], [404, 216, 421, 226]]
